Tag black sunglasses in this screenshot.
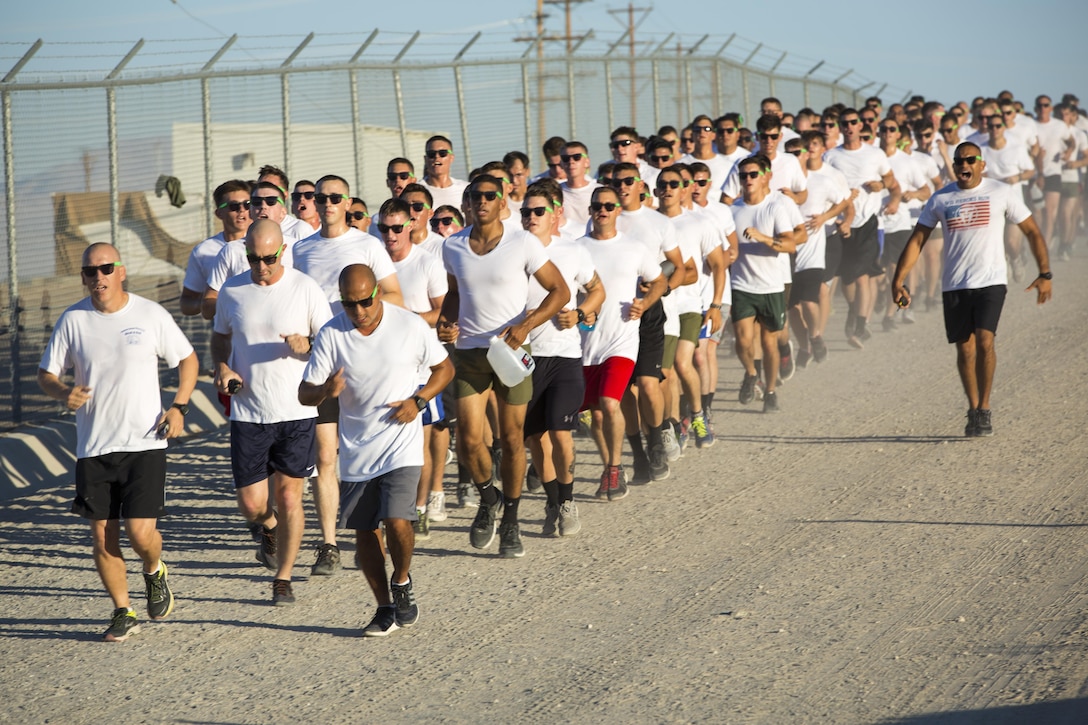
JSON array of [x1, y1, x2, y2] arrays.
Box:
[[349, 211, 369, 221], [560, 153, 585, 163], [431, 216, 456, 227], [341, 287, 378, 309], [609, 139, 635, 149], [314, 193, 348, 205], [251, 195, 283, 207], [738, 170, 763, 180], [650, 155, 672, 163], [953, 155, 982, 165], [656, 179, 682, 190], [378, 223, 410, 234], [245, 246, 284, 266], [218, 200, 252, 212], [81, 262, 122, 277], [408, 201, 430, 212], [758, 132, 780, 140], [692, 179, 710, 186], [520, 206, 549, 218], [425, 149, 452, 158], [290, 190, 314, 202], [387, 171, 413, 181], [469, 190, 502, 202], [717, 126, 737, 134], [590, 201, 619, 212], [608, 177, 640, 188]]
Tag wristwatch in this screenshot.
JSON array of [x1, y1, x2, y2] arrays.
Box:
[[411, 395, 428, 412], [575, 308, 586, 324], [171, 402, 190, 416], [1038, 271, 1053, 280]]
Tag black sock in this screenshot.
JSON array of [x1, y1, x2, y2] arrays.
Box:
[[501, 496, 520, 524], [648, 426, 664, 449], [542, 478, 559, 507], [672, 419, 682, 437], [702, 393, 714, 412], [754, 359, 763, 380], [557, 482, 574, 502], [628, 433, 647, 461], [778, 342, 790, 359], [476, 479, 501, 506], [458, 463, 471, 485], [855, 316, 868, 334]]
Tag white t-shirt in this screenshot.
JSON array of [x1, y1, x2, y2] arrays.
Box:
[[617, 205, 679, 262], [1035, 118, 1075, 177], [421, 178, 469, 210], [392, 243, 447, 316], [729, 194, 797, 294], [809, 164, 852, 238], [1061, 127, 1088, 183], [213, 268, 332, 424], [824, 144, 894, 226], [559, 180, 601, 229], [303, 306, 449, 481], [578, 232, 661, 365], [182, 232, 226, 292], [981, 140, 1034, 186], [40, 294, 193, 459], [442, 227, 551, 350], [668, 210, 720, 315], [720, 153, 807, 200], [692, 202, 737, 306], [527, 236, 596, 359], [1004, 119, 1038, 150], [679, 152, 735, 189], [292, 228, 396, 314], [207, 241, 295, 292], [796, 171, 848, 272], [881, 149, 931, 234], [418, 231, 446, 258], [280, 215, 313, 243], [918, 179, 1031, 291]]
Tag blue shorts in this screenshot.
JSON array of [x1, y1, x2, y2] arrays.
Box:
[[230, 419, 316, 488]]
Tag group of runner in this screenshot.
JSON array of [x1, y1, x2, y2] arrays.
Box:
[[39, 89, 1077, 640]]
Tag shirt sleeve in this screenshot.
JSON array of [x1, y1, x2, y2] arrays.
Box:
[[425, 254, 450, 298], [182, 242, 210, 292], [302, 321, 336, 386], [154, 304, 195, 367], [523, 232, 551, 276], [39, 312, 73, 377], [1004, 185, 1032, 226], [206, 246, 233, 292], [918, 194, 941, 228], [720, 166, 741, 200], [307, 283, 334, 337]]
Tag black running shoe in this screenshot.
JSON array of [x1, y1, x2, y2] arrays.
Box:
[[763, 390, 780, 413], [143, 562, 175, 620], [498, 521, 525, 558], [363, 606, 399, 637], [391, 578, 419, 627], [739, 372, 758, 405], [648, 444, 670, 481], [976, 409, 993, 437], [811, 336, 828, 363], [631, 453, 651, 484], [103, 608, 140, 642], [272, 578, 295, 606], [256, 526, 277, 570], [964, 409, 979, 437], [311, 543, 341, 576], [469, 493, 502, 549]]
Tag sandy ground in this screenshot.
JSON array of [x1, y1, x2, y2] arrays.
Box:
[[2, 251, 1087, 724]]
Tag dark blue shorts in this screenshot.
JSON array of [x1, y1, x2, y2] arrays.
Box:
[[230, 418, 316, 488]]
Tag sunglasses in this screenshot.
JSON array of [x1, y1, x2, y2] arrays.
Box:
[[843, 118, 861, 126], [341, 286, 378, 309], [941, 126, 958, 134], [609, 139, 635, 149], [738, 135, 753, 143], [520, 206, 550, 218], [387, 171, 413, 181], [1002, 110, 1016, 116], [650, 155, 672, 163], [758, 132, 781, 140], [717, 127, 738, 134], [738, 170, 764, 180], [81, 261, 122, 277], [348, 211, 369, 221], [425, 149, 452, 158], [560, 152, 585, 162], [314, 193, 348, 205], [408, 201, 431, 212], [920, 132, 934, 139], [589, 201, 619, 212], [693, 125, 714, 133], [820, 121, 838, 128], [681, 136, 693, 143], [786, 149, 803, 156], [1037, 102, 1051, 108], [469, 190, 503, 202], [860, 134, 873, 141], [953, 155, 982, 165], [878, 126, 899, 133], [656, 179, 682, 190], [692, 178, 710, 186], [546, 162, 563, 169], [860, 117, 877, 123], [431, 216, 456, 227], [251, 195, 283, 207], [378, 223, 410, 234], [245, 245, 285, 266], [608, 176, 641, 187], [218, 200, 251, 212], [987, 121, 1004, 129], [290, 190, 314, 202]]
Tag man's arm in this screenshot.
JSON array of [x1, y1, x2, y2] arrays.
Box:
[[419, 293, 445, 328], [180, 287, 204, 317], [556, 272, 606, 329], [703, 246, 726, 333], [663, 246, 687, 291], [504, 260, 571, 347], [37, 368, 92, 411], [628, 273, 668, 319], [377, 273, 405, 309], [743, 223, 807, 254], [201, 289, 219, 321], [880, 170, 903, 216], [436, 273, 460, 344], [156, 351, 198, 439], [1019, 215, 1052, 304], [890, 223, 935, 307], [210, 331, 242, 394], [387, 356, 456, 424]]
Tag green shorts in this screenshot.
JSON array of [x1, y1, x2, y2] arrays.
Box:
[[662, 335, 679, 370], [731, 289, 787, 332], [1061, 181, 1080, 199], [453, 346, 534, 405], [678, 312, 702, 344]]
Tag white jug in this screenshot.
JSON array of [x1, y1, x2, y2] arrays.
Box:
[[486, 335, 536, 387]]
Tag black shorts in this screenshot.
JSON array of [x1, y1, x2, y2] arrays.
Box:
[[823, 231, 843, 283], [881, 230, 911, 268], [839, 215, 880, 285], [1043, 175, 1062, 194], [633, 299, 665, 381], [789, 269, 824, 305], [73, 449, 168, 520], [524, 356, 585, 438], [316, 396, 339, 425], [230, 418, 317, 488], [943, 285, 1007, 343]]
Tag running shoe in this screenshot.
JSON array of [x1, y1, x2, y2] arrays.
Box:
[[542, 503, 559, 537], [143, 562, 174, 620], [648, 445, 670, 482], [739, 372, 759, 405], [811, 336, 828, 363], [311, 543, 341, 575], [103, 608, 140, 643], [779, 341, 795, 381], [498, 521, 525, 558], [608, 466, 629, 501], [413, 510, 431, 541], [272, 579, 295, 607], [976, 409, 994, 437], [256, 525, 277, 570], [427, 491, 447, 522], [691, 414, 714, 449], [469, 494, 501, 549], [763, 390, 780, 413], [363, 606, 399, 637], [558, 501, 581, 537], [391, 578, 419, 627], [662, 427, 681, 462]]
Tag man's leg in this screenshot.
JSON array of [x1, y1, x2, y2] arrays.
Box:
[[734, 317, 756, 374], [761, 323, 781, 393], [674, 339, 704, 417], [91, 519, 131, 610], [599, 396, 625, 466], [312, 421, 339, 548], [975, 329, 997, 410], [496, 398, 528, 502], [125, 517, 163, 575], [954, 334, 980, 410], [385, 518, 414, 587], [273, 472, 305, 582], [356, 528, 390, 605], [236, 478, 275, 527], [1043, 189, 1060, 246], [455, 390, 494, 487]]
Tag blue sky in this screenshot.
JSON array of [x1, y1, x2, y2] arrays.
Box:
[[5, 0, 1084, 106]]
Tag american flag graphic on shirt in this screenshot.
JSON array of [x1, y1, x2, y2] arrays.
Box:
[[945, 200, 990, 231]]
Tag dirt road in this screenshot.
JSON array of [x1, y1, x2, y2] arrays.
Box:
[[2, 255, 1087, 724]]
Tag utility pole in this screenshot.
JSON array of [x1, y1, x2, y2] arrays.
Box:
[[608, 3, 652, 127]]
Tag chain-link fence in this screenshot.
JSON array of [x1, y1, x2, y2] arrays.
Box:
[[0, 29, 904, 431]]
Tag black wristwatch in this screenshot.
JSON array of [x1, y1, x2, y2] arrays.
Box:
[[171, 402, 190, 416], [575, 308, 586, 324], [412, 395, 428, 412], [1037, 271, 1053, 280]]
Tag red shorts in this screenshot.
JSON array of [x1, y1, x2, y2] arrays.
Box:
[[582, 357, 635, 409]]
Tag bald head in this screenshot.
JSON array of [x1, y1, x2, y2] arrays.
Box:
[[246, 218, 284, 257], [339, 263, 376, 298], [82, 242, 120, 266]]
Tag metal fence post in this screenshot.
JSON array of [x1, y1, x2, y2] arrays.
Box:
[[105, 40, 143, 250], [605, 60, 615, 132], [453, 33, 480, 174], [521, 61, 532, 168], [392, 32, 420, 158], [349, 30, 378, 194], [280, 34, 313, 175], [201, 36, 236, 239]]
